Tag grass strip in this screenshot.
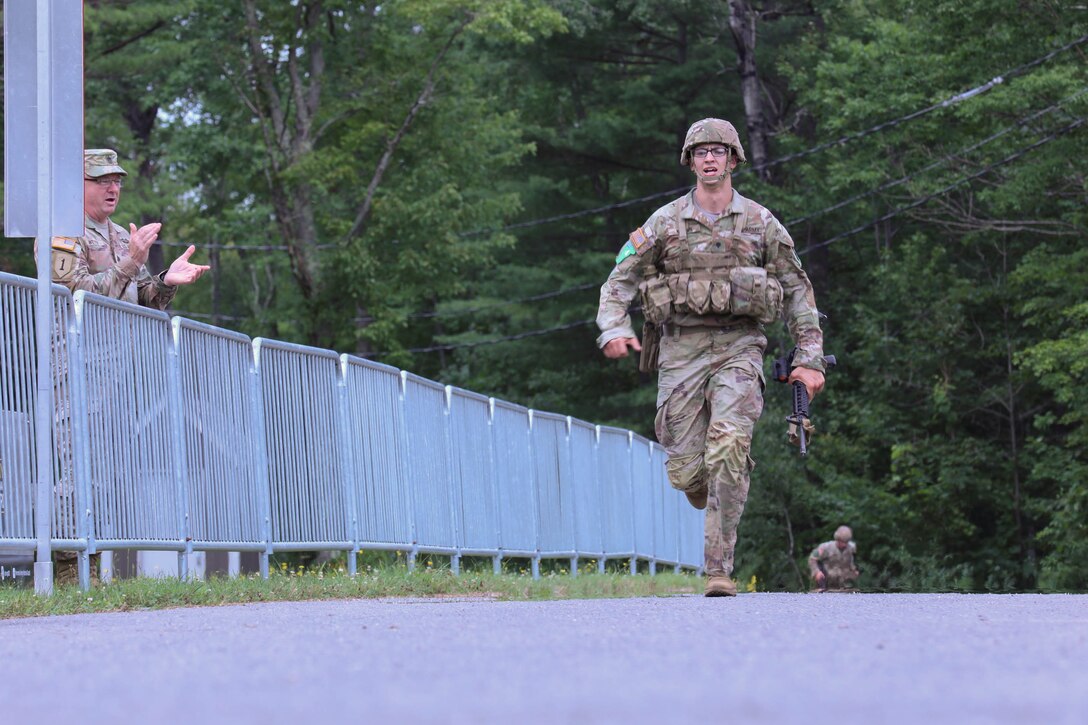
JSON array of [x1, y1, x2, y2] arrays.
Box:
[[0, 566, 701, 619]]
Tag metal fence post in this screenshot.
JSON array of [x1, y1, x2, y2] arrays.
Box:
[[250, 340, 272, 579], [69, 294, 96, 590], [398, 371, 418, 572], [628, 431, 637, 576], [487, 398, 502, 575], [443, 386, 461, 576], [565, 416, 577, 578], [594, 425, 605, 575], [525, 408, 541, 580], [336, 357, 359, 576], [167, 318, 192, 580]]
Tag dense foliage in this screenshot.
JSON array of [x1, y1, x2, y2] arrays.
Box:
[[1, 0, 1084, 591]]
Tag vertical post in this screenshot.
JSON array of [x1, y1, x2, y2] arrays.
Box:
[[631, 432, 642, 576], [250, 341, 272, 579], [594, 426, 605, 575], [69, 302, 95, 591], [628, 431, 637, 576], [398, 372, 418, 572], [486, 399, 501, 576], [100, 551, 114, 583], [168, 319, 191, 580], [444, 386, 462, 574], [32, 0, 56, 596], [336, 356, 358, 577], [526, 408, 542, 582]]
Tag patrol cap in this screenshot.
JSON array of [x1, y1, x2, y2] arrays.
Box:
[[834, 525, 853, 542], [84, 149, 128, 178]]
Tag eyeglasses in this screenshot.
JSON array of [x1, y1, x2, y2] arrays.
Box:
[[692, 147, 730, 159], [86, 177, 124, 188]]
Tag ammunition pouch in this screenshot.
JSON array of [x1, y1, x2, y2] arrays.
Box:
[[639, 322, 661, 373], [656, 269, 735, 318], [644, 266, 783, 325], [638, 276, 672, 326], [728, 266, 783, 323]]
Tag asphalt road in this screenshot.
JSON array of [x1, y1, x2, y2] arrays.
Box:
[[1, 593, 1085, 724]]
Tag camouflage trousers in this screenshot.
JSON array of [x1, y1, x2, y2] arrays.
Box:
[[54, 550, 100, 587], [654, 325, 765, 578], [51, 491, 100, 587], [812, 566, 859, 591]]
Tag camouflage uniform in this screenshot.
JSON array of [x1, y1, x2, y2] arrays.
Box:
[[39, 150, 176, 585], [32, 150, 175, 309], [48, 216, 177, 309], [597, 153, 825, 579], [809, 536, 860, 590]]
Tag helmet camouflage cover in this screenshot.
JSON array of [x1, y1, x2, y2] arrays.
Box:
[[680, 118, 747, 166]]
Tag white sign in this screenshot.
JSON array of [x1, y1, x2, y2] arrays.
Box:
[[4, 0, 84, 238]]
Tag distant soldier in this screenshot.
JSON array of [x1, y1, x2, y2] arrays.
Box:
[[595, 118, 827, 597], [37, 149, 210, 586], [809, 525, 860, 592]]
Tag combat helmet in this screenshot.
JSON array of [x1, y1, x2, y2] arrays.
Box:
[[680, 118, 747, 166], [834, 525, 853, 542]]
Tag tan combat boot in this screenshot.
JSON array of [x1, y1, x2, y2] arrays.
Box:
[[704, 575, 737, 597], [684, 487, 708, 510]]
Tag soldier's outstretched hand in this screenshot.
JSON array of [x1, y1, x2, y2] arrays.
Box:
[[164, 245, 211, 287], [603, 336, 642, 359]]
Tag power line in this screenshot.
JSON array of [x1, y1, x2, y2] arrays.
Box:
[[457, 187, 691, 239], [169, 112, 1088, 344], [156, 36, 1088, 253], [10, 37, 1084, 258], [157, 240, 338, 251], [155, 40, 1088, 253], [400, 93, 1086, 323], [800, 116, 1085, 255], [404, 282, 599, 319], [362, 318, 596, 358], [177, 268, 619, 331], [459, 36, 1088, 238], [786, 90, 1088, 227], [385, 118, 1084, 354], [752, 33, 1088, 175]]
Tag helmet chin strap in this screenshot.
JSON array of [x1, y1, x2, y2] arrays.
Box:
[[696, 168, 730, 183]]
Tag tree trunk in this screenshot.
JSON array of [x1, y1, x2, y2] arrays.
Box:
[[727, 0, 772, 182]]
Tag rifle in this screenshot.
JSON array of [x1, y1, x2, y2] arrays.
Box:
[[772, 348, 837, 456]]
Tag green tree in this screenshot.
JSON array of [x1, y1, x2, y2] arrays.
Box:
[[160, 0, 564, 346], [762, 0, 1088, 589]]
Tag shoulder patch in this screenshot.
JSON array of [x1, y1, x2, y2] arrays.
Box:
[[629, 226, 653, 254], [616, 226, 656, 265], [51, 236, 78, 253], [615, 240, 637, 265]]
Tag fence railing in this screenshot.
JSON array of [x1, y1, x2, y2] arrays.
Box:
[[0, 272, 703, 588]]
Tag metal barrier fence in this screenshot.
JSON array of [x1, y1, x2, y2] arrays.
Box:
[[0, 274, 703, 589]]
